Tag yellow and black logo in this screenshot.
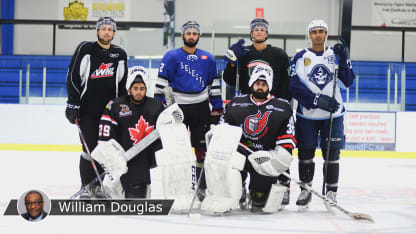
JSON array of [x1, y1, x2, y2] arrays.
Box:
[[64, 0, 88, 21], [304, 58, 311, 66]]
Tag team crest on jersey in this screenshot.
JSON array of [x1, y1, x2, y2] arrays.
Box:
[[243, 111, 272, 138], [91, 63, 114, 79], [304, 58, 311, 66], [119, 104, 132, 117], [247, 60, 271, 76], [308, 64, 333, 89], [128, 116, 154, 145], [187, 55, 198, 61], [200, 55, 208, 60]]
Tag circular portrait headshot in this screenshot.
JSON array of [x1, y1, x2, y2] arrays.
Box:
[[17, 190, 51, 222]]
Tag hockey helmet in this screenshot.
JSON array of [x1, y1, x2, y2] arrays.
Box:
[[96, 16, 117, 31], [250, 18, 269, 32], [308, 19, 328, 33], [248, 64, 273, 90], [181, 20, 200, 35], [126, 66, 148, 90]]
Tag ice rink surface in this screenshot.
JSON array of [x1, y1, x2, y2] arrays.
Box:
[[1, 150, 415, 234]]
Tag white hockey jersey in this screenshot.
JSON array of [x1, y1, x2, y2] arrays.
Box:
[[289, 47, 355, 120]]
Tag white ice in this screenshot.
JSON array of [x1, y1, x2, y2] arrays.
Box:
[[1, 150, 415, 234]]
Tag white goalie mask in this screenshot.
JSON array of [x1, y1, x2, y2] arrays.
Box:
[[126, 66, 148, 90], [248, 64, 273, 90]]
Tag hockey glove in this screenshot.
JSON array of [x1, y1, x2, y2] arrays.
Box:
[[65, 103, 80, 124], [314, 93, 339, 113], [209, 109, 223, 125], [224, 39, 246, 64], [333, 37, 349, 68], [248, 146, 293, 177]]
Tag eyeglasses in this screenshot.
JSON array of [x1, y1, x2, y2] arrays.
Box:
[[25, 201, 43, 207], [185, 32, 199, 36]]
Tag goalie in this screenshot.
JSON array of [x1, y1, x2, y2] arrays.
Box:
[[94, 66, 165, 198], [219, 64, 296, 213]]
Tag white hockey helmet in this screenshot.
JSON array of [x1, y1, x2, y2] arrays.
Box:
[[308, 19, 328, 33], [248, 64, 273, 90], [126, 66, 148, 91]]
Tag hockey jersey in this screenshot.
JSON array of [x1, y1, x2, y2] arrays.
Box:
[[66, 41, 128, 118], [289, 47, 355, 120], [223, 44, 291, 100], [155, 48, 223, 110], [98, 95, 164, 182], [223, 94, 296, 154]]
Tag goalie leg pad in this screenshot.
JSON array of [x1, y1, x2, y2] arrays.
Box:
[[156, 123, 195, 213], [102, 176, 124, 199], [201, 124, 244, 214], [262, 184, 287, 213]]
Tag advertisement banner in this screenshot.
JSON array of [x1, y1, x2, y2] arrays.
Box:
[[345, 112, 396, 151], [372, 0, 416, 27], [60, 0, 130, 21]]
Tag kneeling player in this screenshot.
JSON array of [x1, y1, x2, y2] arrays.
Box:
[[96, 66, 164, 198], [223, 64, 296, 212]]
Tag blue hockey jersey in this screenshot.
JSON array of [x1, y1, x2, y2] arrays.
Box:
[[155, 48, 222, 110]]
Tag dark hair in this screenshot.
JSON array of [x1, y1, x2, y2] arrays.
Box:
[[25, 190, 43, 202]]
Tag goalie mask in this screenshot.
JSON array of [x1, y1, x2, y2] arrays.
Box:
[[126, 66, 148, 90], [96, 16, 117, 31], [248, 64, 273, 91]]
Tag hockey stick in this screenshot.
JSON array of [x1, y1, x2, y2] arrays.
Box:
[[75, 119, 110, 199], [240, 144, 374, 222], [321, 57, 340, 215], [69, 87, 180, 199]]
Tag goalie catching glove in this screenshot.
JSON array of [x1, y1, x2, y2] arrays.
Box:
[[248, 146, 292, 177]]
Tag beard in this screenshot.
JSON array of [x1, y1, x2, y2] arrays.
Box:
[[97, 35, 113, 45], [252, 89, 268, 100], [183, 37, 199, 48]]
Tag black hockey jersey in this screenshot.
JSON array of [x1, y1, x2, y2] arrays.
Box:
[[66, 41, 128, 118], [223, 45, 290, 100], [98, 95, 164, 183], [223, 94, 296, 153]]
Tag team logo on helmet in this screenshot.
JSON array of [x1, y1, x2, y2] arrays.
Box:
[[243, 110, 271, 138], [308, 64, 333, 90], [91, 63, 114, 79]]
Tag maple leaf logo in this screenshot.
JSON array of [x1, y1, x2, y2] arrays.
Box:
[[128, 116, 154, 145]]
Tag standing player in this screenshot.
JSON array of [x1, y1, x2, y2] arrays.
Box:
[[154, 20, 223, 201], [289, 19, 355, 208], [223, 18, 291, 101], [97, 67, 164, 198], [222, 18, 292, 206], [223, 64, 296, 212], [65, 17, 128, 197]]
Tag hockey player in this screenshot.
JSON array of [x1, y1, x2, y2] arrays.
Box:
[[223, 18, 292, 206], [223, 18, 291, 101], [96, 66, 164, 198], [289, 19, 355, 208], [222, 64, 296, 212], [65, 16, 128, 197], [154, 20, 223, 201]]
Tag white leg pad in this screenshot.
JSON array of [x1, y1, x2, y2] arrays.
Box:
[[262, 184, 287, 213], [201, 124, 244, 214], [155, 123, 195, 213], [102, 176, 124, 199]]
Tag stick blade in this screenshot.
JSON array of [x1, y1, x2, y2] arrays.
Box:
[[351, 212, 375, 223]]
